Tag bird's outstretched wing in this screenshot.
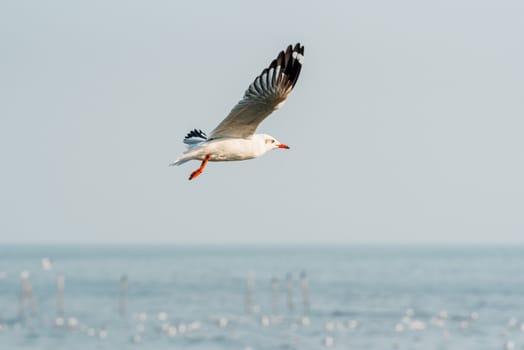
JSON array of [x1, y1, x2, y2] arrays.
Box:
[[208, 43, 304, 140]]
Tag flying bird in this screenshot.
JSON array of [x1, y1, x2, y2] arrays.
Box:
[[170, 43, 305, 180]]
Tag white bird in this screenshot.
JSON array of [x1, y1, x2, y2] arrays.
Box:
[[170, 43, 305, 180]]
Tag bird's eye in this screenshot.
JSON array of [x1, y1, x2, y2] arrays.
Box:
[[271, 139, 275, 143]]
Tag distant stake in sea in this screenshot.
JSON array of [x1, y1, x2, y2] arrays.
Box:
[[18, 271, 37, 321], [300, 271, 310, 314], [119, 274, 128, 317], [271, 277, 279, 315], [286, 273, 294, 313], [245, 271, 254, 314], [57, 273, 65, 318]]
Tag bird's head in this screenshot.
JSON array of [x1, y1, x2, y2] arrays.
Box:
[[256, 134, 290, 153]]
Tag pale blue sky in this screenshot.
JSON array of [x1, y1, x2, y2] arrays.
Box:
[[1, 0, 523, 244]]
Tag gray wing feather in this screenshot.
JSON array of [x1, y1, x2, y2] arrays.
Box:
[[209, 43, 305, 140]]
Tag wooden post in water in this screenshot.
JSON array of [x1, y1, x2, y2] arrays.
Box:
[[17, 273, 26, 320], [245, 271, 254, 314], [300, 270, 310, 313], [286, 273, 294, 313], [18, 271, 36, 321], [56, 273, 65, 318], [271, 277, 279, 315], [119, 274, 128, 317]]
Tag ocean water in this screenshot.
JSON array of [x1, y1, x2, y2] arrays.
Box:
[[0, 245, 523, 350]]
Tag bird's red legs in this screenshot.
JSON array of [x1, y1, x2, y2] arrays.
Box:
[[189, 154, 211, 181]]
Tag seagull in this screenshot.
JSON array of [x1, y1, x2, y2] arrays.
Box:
[[170, 43, 305, 180]]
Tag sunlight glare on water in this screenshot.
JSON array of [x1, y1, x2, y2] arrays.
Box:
[[0, 245, 523, 349]]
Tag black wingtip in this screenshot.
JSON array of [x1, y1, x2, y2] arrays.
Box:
[[184, 129, 207, 141], [245, 43, 305, 102], [282, 43, 304, 88]]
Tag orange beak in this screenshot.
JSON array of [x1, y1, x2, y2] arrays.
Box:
[[278, 143, 290, 149]]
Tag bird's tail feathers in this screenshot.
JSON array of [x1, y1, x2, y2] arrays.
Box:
[[183, 129, 207, 149], [169, 157, 190, 166], [169, 129, 207, 166]]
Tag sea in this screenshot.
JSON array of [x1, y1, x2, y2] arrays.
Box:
[[0, 244, 523, 350]]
